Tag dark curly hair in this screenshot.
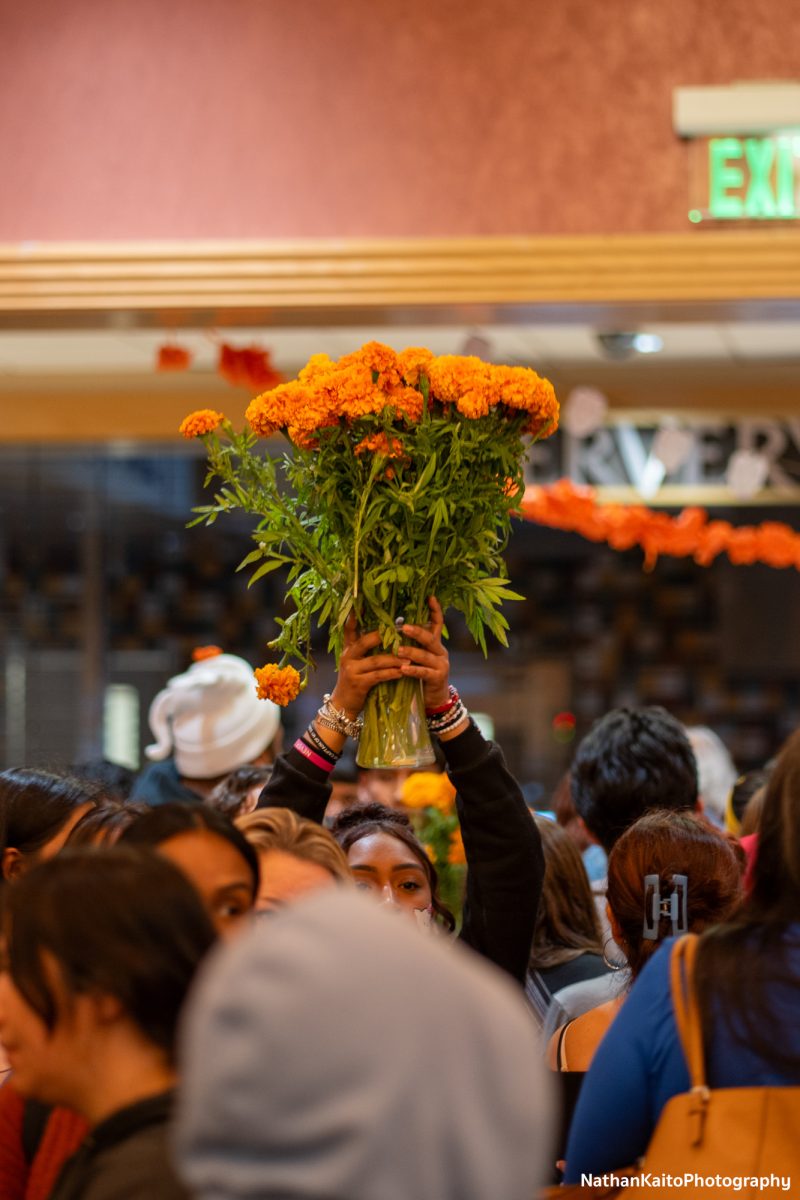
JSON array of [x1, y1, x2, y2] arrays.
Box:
[[330, 803, 456, 932]]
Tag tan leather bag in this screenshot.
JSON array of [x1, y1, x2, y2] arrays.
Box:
[[544, 934, 800, 1199]]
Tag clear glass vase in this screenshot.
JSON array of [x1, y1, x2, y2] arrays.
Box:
[[356, 676, 437, 769]]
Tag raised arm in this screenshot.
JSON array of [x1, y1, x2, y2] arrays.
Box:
[[398, 598, 544, 984], [259, 623, 404, 823]]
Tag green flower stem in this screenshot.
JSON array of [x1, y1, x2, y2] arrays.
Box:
[[356, 676, 435, 769]]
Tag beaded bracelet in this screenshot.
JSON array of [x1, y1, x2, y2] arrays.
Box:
[[425, 685, 459, 717], [427, 697, 468, 735], [316, 694, 363, 741]]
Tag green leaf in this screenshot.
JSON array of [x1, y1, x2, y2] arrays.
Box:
[[248, 559, 287, 586]]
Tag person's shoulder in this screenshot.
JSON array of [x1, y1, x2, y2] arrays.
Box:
[[85, 1124, 189, 1200], [542, 968, 629, 1042]]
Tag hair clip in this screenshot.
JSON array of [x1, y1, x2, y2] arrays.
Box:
[[643, 873, 689, 940]]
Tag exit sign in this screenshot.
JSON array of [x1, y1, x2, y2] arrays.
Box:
[[689, 134, 800, 222]]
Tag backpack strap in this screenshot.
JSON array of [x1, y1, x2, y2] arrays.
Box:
[[669, 934, 711, 1147], [556, 1019, 574, 1072]]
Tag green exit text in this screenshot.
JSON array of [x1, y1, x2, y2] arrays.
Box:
[[708, 135, 800, 220]]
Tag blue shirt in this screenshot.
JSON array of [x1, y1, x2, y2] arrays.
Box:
[[564, 931, 800, 1182]]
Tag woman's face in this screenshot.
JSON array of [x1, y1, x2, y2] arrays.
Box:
[[347, 832, 433, 919], [255, 849, 337, 913], [158, 830, 254, 937], [0, 950, 82, 1106]]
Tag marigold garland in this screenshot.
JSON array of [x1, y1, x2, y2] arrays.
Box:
[[521, 479, 800, 571], [157, 344, 192, 372], [254, 663, 302, 706], [218, 344, 282, 392]]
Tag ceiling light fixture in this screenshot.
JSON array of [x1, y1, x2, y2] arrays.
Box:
[[596, 332, 664, 359]]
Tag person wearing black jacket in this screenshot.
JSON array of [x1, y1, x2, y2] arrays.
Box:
[[260, 597, 544, 986]]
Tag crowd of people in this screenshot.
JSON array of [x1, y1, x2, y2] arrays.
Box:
[[0, 595, 797, 1198]]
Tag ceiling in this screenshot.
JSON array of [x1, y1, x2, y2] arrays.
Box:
[[0, 318, 799, 375], [0, 314, 799, 443]]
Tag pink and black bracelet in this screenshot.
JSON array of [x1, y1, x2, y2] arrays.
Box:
[[294, 724, 342, 774], [293, 738, 337, 774], [304, 723, 340, 763]]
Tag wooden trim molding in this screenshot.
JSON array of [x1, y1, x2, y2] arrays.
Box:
[[1, 231, 800, 323]]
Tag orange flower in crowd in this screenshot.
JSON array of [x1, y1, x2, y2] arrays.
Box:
[[192, 645, 223, 662], [254, 663, 302, 706], [401, 772, 457, 813], [447, 828, 467, 866], [179, 409, 225, 438], [156, 343, 192, 372]]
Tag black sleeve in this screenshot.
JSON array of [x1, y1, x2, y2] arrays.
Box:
[[440, 720, 544, 985], [256, 743, 331, 826]]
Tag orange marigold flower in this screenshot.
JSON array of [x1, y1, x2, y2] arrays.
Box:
[[192, 645, 223, 662], [246, 382, 306, 437], [179, 409, 225, 438], [354, 432, 405, 458], [298, 353, 336, 383], [456, 386, 494, 420], [490, 365, 559, 436], [386, 385, 425, 423], [341, 342, 401, 389], [397, 346, 435, 387], [428, 355, 492, 404], [401, 772, 457, 813], [254, 663, 302, 706], [322, 364, 385, 421]]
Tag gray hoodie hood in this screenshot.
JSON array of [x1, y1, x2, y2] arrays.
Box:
[[175, 889, 552, 1200]]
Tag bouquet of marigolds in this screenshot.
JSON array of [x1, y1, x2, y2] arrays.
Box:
[[180, 342, 558, 767]]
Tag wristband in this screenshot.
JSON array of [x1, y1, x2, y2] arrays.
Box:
[[293, 738, 337, 774], [304, 724, 341, 764]]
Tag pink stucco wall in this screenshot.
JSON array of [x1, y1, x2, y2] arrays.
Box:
[[1, 0, 797, 240]]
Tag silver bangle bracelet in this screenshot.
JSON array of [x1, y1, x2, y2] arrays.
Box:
[[319, 694, 363, 740]]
